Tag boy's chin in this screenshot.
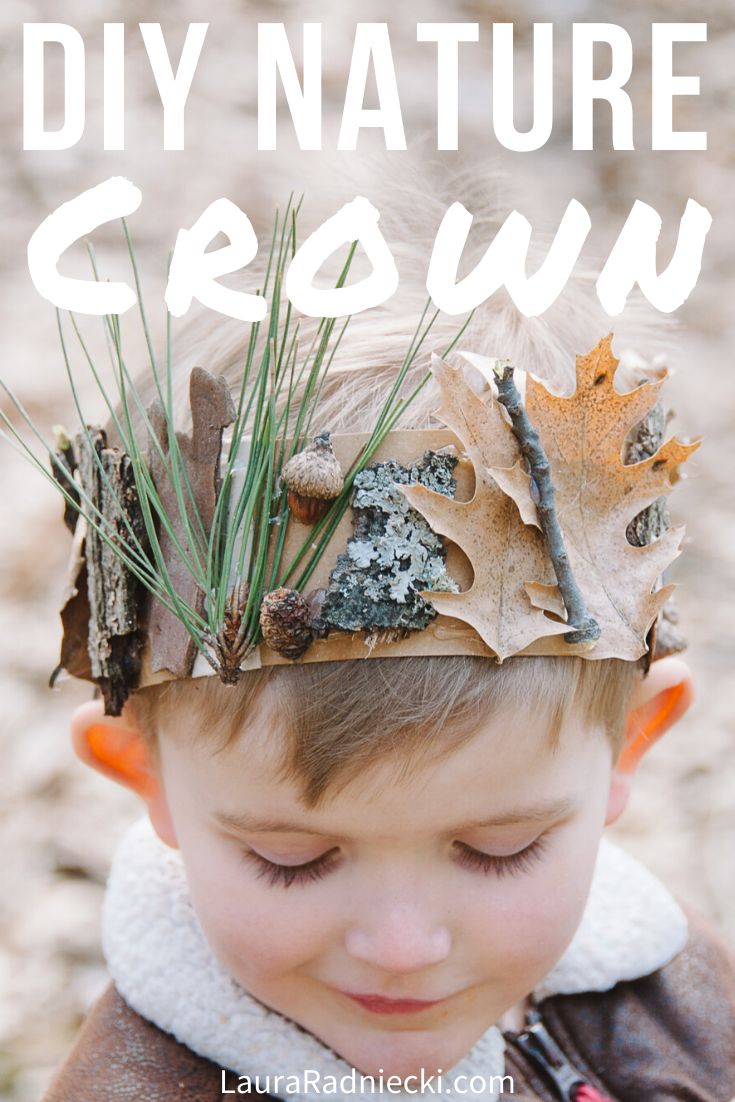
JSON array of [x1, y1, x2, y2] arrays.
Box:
[[336, 1024, 480, 1081]]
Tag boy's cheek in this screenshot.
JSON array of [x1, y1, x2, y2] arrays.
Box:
[[474, 834, 601, 974], [181, 848, 327, 977], [168, 814, 322, 954], [203, 903, 327, 988], [475, 883, 585, 978]]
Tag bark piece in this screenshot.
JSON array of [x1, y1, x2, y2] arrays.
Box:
[[146, 368, 236, 678], [624, 390, 687, 666], [52, 519, 93, 687], [49, 428, 80, 534], [75, 428, 148, 715], [624, 395, 669, 547]]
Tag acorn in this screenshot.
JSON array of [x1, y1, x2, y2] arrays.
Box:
[[259, 587, 314, 660], [281, 431, 344, 524]]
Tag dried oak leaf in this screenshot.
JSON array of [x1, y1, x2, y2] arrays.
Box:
[[519, 335, 699, 659], [402, 340, 698, 662], [401, 355, 568, 660]]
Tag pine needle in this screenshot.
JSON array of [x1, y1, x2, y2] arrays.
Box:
[[2, 202, 471, 679]]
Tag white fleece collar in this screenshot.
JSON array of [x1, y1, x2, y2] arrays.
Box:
[[103, 820, 687, 1102]]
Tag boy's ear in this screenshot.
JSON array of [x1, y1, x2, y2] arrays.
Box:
[[70, 700, 178, 848], [605, 656, 694, 825]]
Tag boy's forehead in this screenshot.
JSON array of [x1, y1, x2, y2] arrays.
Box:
[[166, 704, 607, 838]]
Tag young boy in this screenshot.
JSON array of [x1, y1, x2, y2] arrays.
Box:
[[32, 186, 735, 1101], [46, 650, 735, 1102]]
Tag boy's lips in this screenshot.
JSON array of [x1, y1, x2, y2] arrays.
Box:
[[340, 991, 449, 1014]]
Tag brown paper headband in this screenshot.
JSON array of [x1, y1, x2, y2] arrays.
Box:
[[52, 336, 696, 715]]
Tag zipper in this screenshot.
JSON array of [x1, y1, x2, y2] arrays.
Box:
[[505, 1008, 612, 1102]]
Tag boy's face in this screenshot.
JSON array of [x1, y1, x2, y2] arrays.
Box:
[[154, 696, 616, 1080]]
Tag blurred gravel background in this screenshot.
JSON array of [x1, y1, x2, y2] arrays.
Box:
[[1, 2, 733, 1099]]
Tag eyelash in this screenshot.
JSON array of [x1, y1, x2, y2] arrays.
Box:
[[452, 836, 547, 878], [242, 847, 341, 888], [242, 836, 547, 889]]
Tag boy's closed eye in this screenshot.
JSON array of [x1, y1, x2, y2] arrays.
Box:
[[240, 834, 550, 889], [218, 795, 574, 890]]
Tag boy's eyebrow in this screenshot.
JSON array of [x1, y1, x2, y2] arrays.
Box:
[[448, 797, 575, 830], [214, 797, 575, 837]]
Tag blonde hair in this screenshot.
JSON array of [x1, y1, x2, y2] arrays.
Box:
[[129, 159, 653, 805], [131, 656, 640, 808], [134, 157, 660, 435]]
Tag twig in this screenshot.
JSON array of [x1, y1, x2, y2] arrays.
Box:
[[494, 362, 601, 647]]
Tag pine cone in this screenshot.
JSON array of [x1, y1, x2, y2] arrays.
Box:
[[259, 587, 314, 660], [215, 582, 250, 681]]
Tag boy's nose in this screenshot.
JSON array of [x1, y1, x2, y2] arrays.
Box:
[[344, 905, 452, 973]]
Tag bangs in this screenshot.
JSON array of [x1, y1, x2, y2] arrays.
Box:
[[131, 655, 639, 808]]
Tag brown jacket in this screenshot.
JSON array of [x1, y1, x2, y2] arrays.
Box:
[[43, 914, 735, 1102]]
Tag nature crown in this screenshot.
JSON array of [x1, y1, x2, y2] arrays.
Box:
[[0, 215, 697, 717]]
